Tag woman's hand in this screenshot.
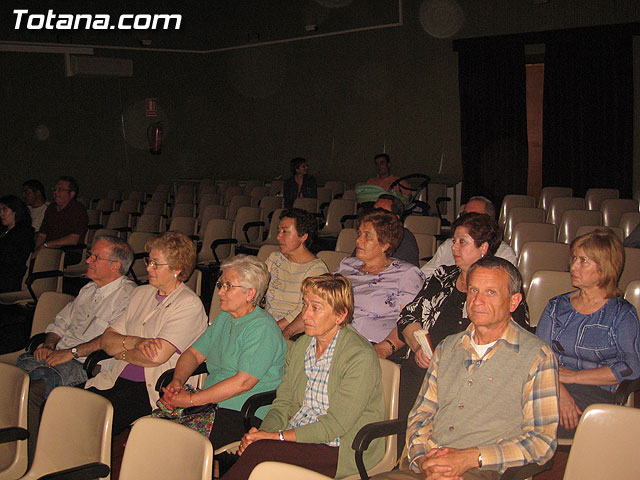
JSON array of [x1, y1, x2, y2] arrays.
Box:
[[160, 385, 192, 410], [135, 338, 164, 361], [558, 383, 582, 430], [374, 342, 392, 359], [238, 428, 278, 455], [414, 347, 431, 369], [558, 366, 579, 384]]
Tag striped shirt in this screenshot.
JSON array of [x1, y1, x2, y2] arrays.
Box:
[[407, 321, 559, 473], [287, 330, 340, 446]]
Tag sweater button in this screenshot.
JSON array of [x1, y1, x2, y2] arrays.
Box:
[[467, 379, 473, 386], [458, 403, 464, 409], [448, 425, 455, 431]]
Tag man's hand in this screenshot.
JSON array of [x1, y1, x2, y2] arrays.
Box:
[[414, 347, 431, 369], [45, 349, 74, 366], [34, 346, 54, 361], [374, 342, 392, 359], [419, 447, 480, 480]]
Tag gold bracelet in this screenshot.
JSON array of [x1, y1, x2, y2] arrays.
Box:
[[189, 393, 194, 406]]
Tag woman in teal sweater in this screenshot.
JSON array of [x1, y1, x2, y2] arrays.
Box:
[[223, 274, 385, 479]]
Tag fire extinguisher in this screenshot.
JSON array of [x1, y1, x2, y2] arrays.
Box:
[[148, 122, 163, 155]]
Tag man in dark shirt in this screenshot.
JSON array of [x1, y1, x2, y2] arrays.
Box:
[[36, 176, 88, 265]]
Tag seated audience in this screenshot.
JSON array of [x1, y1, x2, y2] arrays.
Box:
[[366, 153, 401, 192], [21, 179, 49, 232], [263, 208, 328, 339], [35, 176, 89, 265], [334, 209, 424, 346], [160, 254, 287, 452], [223, 274, 385, 480], [0, 195, 34, 292], [381, 212, 530, 424], [420, 196, 517, 278], [17, 235, 136, 462], [537, 228, 640, 438], [85, 231, 207, 434], [283, 157, 317, 208], [371, 258, 558, 480], [354, 194, 419, 267]]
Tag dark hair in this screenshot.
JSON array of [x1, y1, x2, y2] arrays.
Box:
[[355, 208, 403, 257], [290, 157, 308, 175], [0, 195, 32, 229], [55, 176, 79, 194], [279, 208, 317, 249], [451, 212, 501, 255], [376, 194, 405, 218], [468, 256, 523, 296], [374, 153, 390, 164], [22, 179, 46, 201]]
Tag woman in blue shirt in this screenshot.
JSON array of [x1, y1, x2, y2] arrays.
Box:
[[537, 228, 640, 438]]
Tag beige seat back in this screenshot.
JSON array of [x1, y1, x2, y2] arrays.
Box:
[[243, 180, 264, 197], [174, 191, 195, 205], [404, 216, 440, 236], [168, 217, 197, 237], [105, 211, 131, 231], [601, 199, 639, 227], [127, 191, 146, 203], [335, 228, 357, 253], [106, 189, 123, 201], [526, 271, 573, 327], [232, 207, 262, 245], [183, 269, 202, 297], [620, 212, 640, 239], [317, 251, 349, 273], [557, 209, 603, 244], [119, 417, 213, 480], [127, 231, 155, 283], [257, 244, 280, 263], [414, 233, 437, 267], [150, 190, 169, 204], [503, 207, 546, 243], [86, 209, 103, 227], [292, 197, 319, 214], [0, 363, 29, 479], [0, 248, 65, 305], [324, 181, 346, 197], [316, 187, 334, 206], [624, 280, 640, 314], [619, 247, 640, 293], [25, 387, 113, 480], [584, 188, 619, 211], [118, 199, 141, 215], [170, 203, 196, 219], [538, 186, 572, 211], [510, 222, 557, 258], [254, 208, 284, 248], [208, 284, 221, 325], [226, 195, 251, 220], [223, 185, 244, 206], [575, 225, 624, 242], [198, 204, 227, 238], [498, 195, 536, 230], [342, 190, 357, 201], [318, 200, 356, 238], [94, 198, 115, 213], [269, 179, 284, 197], [563, 404, 640, 480], [546, 197, 585, 227], [259, 197, 284, 232], [249, 186, 270, 207], [143, 201, 167, 217], [198, 218, 234, 264], [135, 214, 164, 234], [248, 462, 330, 480], [517, 241, 570, 293]]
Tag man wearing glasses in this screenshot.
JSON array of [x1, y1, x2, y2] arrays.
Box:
[[35, 176, 89, 265]]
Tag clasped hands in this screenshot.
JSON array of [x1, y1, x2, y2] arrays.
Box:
[[34, 345, 72, 366], [417, 446, 480, 480], [237, 427, 279, 456]]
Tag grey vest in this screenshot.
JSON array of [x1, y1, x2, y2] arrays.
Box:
[[432, 323, 547, 449]]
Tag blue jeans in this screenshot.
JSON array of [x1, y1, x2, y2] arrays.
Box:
[[17, 352, 88, 398]]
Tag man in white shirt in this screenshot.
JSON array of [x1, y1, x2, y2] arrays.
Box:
[[17, 235, 137, 395], [421, 196, 517, 278], [21, 179, 49, 232]]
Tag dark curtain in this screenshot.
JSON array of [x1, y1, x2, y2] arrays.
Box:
[[542, 32, 633, 198], [457, 40, 528, 208]]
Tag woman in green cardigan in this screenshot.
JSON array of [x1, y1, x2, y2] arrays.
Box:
[[223, 274, 385, 479]]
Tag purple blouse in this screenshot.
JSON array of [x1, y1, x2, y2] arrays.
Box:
[[335, 256, 425, 343]]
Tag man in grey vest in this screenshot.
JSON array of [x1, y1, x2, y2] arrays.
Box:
[[374, 257, 558, 480]]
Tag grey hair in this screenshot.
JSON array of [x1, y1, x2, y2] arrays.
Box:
[[93, 235, 134, 276], [467, 256, 522, 296], [220, 254, 271, 305], [466, 196, 496, 219]]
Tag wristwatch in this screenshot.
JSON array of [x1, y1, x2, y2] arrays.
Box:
[[43, 242, 48, 248], [71, 347, 79, 359]]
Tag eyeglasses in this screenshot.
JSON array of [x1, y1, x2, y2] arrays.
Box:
[[144, 258, 169, 268], [86, 252, 116, 263], [52, 187, 72, 193], [215, 281, 245, 292]]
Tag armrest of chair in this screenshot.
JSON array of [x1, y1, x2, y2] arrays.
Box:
[[37, 462, 110, 480], [26, 270, 64, 302], [242, 221, 265, 243], [319, 201, 330, 212], [114, 227, 132, 233], [615, 378, 640, 405], [0, 426, 28, 444], [130, 212, 141, 217], [87, 224, 104, 230], [352, 418, 407, 480], [340, 214, 357, 229], [211, 238, 238, 263], [241, 390, 277, 431], [27, 332, 48, 353], [83, 350, 111, 378]]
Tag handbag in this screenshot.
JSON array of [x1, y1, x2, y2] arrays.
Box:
[[151, 384, 217, 438]]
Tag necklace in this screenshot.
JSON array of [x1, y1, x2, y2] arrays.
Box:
[[361, 259, 391, 275]]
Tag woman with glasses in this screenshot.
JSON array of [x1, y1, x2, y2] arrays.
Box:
[[85, 231, 208, 434], [160, 254, 287, 456]]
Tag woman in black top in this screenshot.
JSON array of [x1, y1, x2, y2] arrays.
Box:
[[0, 195, 34, 292], [283, 158, 317, 208]]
